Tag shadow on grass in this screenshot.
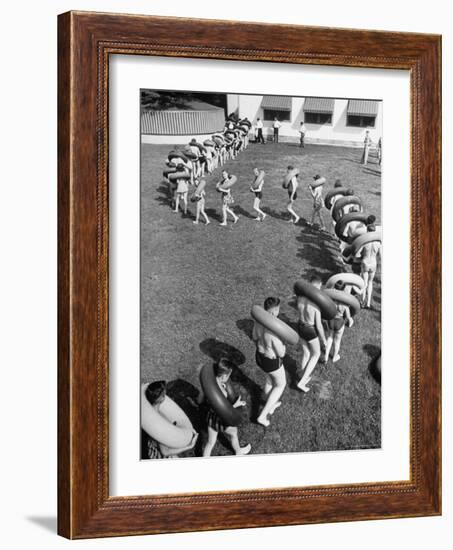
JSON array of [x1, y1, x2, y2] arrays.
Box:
[[236, 318, 254, 340], [363, 343, 381, 384], [261, 205, 290, 221], [155, 181, 173, 207], [204, 207, 223, 223], [234, 204, 256, 219], [295, 227, 343, 277]]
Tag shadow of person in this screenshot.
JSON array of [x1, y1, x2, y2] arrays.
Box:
[[155, 180, 173, 207], [282, 353, 300, 389], [203, 207, 222, 222], [199, 338, 246, 365], [261, 205, 289, 221], [236, 318, 254, 340], [363, 344, 381, 384], [234, 205, 256, 219]]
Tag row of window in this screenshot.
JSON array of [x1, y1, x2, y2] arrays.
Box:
[[262, 108, 376, 128]]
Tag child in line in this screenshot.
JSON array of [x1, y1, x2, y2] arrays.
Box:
[[192, 179, 210, 225], [307, 174, 326, 230], [322, 281, 353, 364], [252, 297, 287, 427], [250, 168, 267, 221], [202, 358, 251, 457], [297, 276, 327, 393], [285, 165, 300, 224], [217, 170, 239, 226], [173, 175, 189, 215]]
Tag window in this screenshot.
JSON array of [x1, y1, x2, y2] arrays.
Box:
[[346, 115, 376, 128], [263, 109, 291, 122], [304, 112, 332, 124]]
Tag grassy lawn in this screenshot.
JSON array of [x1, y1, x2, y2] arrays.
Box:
[[140, 141, 381, 457]]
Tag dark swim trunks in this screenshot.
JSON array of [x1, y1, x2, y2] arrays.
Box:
[[255, 350, 281, 373], [298, 322, 318, 342], [253, 190, 263, 200], [288, 190, 298, 200], [328, 317, 345, 331]]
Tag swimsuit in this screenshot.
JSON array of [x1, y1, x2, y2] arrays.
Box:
[[298, 322, 318, 342], [255, 349, 281, 374], [253, 190, 263, 200], [288, 190, 298, 200]]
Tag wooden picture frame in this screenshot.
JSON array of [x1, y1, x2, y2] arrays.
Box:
[[58, 11, 441, 539]]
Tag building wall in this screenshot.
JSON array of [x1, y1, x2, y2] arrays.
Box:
[[236, 95, 383, 147]]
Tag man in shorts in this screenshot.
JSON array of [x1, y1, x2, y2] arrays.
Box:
[[360, 224, 381, 308], [252, 297, 287, 427], [296, 276, 327, 392], [307, 174, 326, 230]]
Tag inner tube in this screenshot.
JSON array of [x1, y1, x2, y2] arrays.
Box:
[[294, 280, 337, 320], [168, 150, 188, 162], [240, 120, 251, 128], [163, 166, 178, 178], [218, 175, 237, 190], [251, 305, 299, 346], [141, 385, 194, 448], [311, 176, 326, 188], [199, 364, 242, 426], [283, 168, 299, 189], [345, 229, 382, 257], [323, 289, 361, 316], [332, 196, 363, 222], [335, 212, 369, 243], [251, 170, 265, 190], [182, 148, 199, 160], [203, 139, 215, 147], [325, 273, 365, 292], [324, 187, 349, 210], [167, 170, 191, 181], [193, 179, 206, 196]]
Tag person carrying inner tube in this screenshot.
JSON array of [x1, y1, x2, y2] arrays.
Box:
[[216, 170, 239, 227], [144, 381, 198, 458], [321, 281, 353, 364], [285, 165, 300, 224], [250, 167, 266, 222], [359, 224, 381, 309], [201, 358, 251, 457], [307, 174, 327, 231], [173, 174, 189, 216], [252, 297, 287, 427], [296, 275, 327, 393], [192, 179, 210, 226]]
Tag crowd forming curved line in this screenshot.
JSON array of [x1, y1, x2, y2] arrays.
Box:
[[143, 115, 382, 458]]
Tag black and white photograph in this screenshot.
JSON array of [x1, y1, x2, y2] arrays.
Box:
[[140, 89, 382, 460]]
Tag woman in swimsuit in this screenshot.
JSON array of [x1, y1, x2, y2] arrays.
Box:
[[285, 165, 300, 224], [217, 171, 239, 226], [252, 297, 287, 427]]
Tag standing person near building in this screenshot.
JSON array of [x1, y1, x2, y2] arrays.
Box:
[[273, 117, 282, 143], [377, 137, 382, 165], [299, 121, 306, 148], [361, 130, 372, 165], [256, 117, 265, 144]]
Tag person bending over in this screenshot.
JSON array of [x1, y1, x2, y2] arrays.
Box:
[[252, 297, 287, 427], [296, 276, 327, 392]]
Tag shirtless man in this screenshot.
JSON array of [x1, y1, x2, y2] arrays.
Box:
[[296, 276, 327, 392], [307, 175, 326, 230], [250, 168, 266, 221], [286, 165, 300, 224], [252, 297, 287, 427], [359, 224, 381, 308]]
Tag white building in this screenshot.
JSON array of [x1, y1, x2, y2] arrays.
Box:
[[227, 94, 382, 147]]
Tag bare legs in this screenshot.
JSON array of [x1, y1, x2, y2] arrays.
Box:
[[202, 426, 251, 457], [193, 201, 210, 225], [173, 192, 188, 214], [310, 206, 326, 230], [220, 205, 239, 226], [253, 198, 266, 221], [361, 269, 376, 308], [257, 366, 286, 427], [287, 201, 300, 223], [324, 326, 345, 363], [297, 338, 321, 392]]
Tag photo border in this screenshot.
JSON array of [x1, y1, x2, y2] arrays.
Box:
[[58, 11, 441, 538]]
